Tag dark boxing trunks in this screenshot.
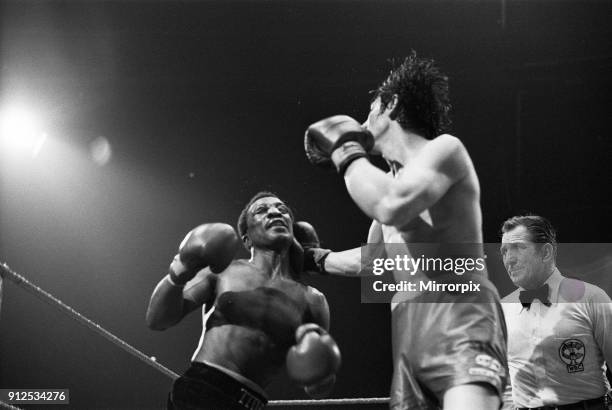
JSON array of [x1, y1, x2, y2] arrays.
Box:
[[390, 274, 508, 410], [168, 362, 267, 410]]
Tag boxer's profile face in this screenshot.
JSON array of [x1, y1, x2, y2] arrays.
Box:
[[245, 196, 293, 250], [500, 225, 547, 289]]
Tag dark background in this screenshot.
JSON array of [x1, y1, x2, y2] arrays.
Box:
[[1, 1, 611, 409]]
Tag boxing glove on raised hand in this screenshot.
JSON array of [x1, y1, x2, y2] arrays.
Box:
[[293, 221, 331, 275], [170, 223, 240, 285], [304, 115, 374, 174], [286, 323, 341, 386]]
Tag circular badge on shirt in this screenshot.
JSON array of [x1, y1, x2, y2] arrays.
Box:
[[559, 339, 585, 373]]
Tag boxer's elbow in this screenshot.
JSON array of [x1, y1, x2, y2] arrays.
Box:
[[145, 308, 179, 331], [147, 318, 178, 331], [147, 322, 167, 331], [145, 311, 166, 331]]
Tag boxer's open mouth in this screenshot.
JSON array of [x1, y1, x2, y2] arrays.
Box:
[[266, 220, 287, 229]]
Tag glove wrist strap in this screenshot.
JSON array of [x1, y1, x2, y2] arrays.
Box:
[[316, 249, 331, 275], [332, 141, 368, 174]]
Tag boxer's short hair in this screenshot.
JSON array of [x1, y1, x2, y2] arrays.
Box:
[[237, 191, 295, 238]]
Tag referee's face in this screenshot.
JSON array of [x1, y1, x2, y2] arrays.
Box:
[[500, 225, 548, 289]]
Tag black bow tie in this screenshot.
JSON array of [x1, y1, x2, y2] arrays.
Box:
[[519, 284, 551, 309]]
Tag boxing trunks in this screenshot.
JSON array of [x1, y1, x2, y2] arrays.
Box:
[[390, 272, 508, 410], [169, 362, 267, 410]]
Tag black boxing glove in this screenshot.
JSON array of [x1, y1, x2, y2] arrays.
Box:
[[293, 221, 331, 275], [169, 223, 240, 285], [286, 323, 341, 388], [304, 115, 374, 174]]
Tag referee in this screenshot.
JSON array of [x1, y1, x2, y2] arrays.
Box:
[[499, 215, 612, 410]]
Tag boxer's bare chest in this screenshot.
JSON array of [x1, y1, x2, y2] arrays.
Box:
[[214, 262, 311, 324], [218, 263, 306, 298]]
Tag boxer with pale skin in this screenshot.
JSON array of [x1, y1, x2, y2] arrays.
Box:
[[302, 52, 508, 410]]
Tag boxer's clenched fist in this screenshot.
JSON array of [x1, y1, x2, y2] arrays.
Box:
[[169, 223, 240, 285], [286, 323, 341, 389], [304, 115, 374, 174]]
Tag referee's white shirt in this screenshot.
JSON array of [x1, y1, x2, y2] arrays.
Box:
[[501, 268, 612, 408]]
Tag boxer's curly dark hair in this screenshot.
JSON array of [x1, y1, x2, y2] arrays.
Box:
[[237, 191, 295, 240], [373, 51, 451, 139]]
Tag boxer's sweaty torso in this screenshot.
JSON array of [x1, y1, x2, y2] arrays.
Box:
[[375, 146, 508, 409], [379, 160, 485, 291], [192, 260, 314, 388]]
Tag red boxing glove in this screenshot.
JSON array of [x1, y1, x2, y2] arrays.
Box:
[[286, 323, 341, 387], [170, 223, 240, 285]]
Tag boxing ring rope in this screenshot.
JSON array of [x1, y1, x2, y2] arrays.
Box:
[[0, 399, 22, 410], [0, 262, 390, 407], [0, 262, 179, 380], [269, 397, 389, 406]]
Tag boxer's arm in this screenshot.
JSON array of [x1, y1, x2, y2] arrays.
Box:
[[307, 287, 331, 331], [324, 220, 384, 276], [145, 255, 216, 330], [323, 247, 362, 276], [337, 135, 468, 228], [300, 288, 339, 398], [146, 223, 238, 330]]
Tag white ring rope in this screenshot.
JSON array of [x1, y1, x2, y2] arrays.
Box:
[[0, 262, 179, 380], [0, 399, 22, 410], [1, 262, 390, 407], [269, 397, 390, 406]]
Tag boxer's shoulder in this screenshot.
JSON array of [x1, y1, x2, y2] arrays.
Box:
[[304, 285, 326, 303], [221, 259, 259, 274], [425, 133, 463, 155], [432, 133, 460, 144], [227, 258, 253, 268], [421, 134, 474, 176]]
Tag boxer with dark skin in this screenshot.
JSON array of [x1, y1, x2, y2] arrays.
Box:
[[146, 192, 340, 410]]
